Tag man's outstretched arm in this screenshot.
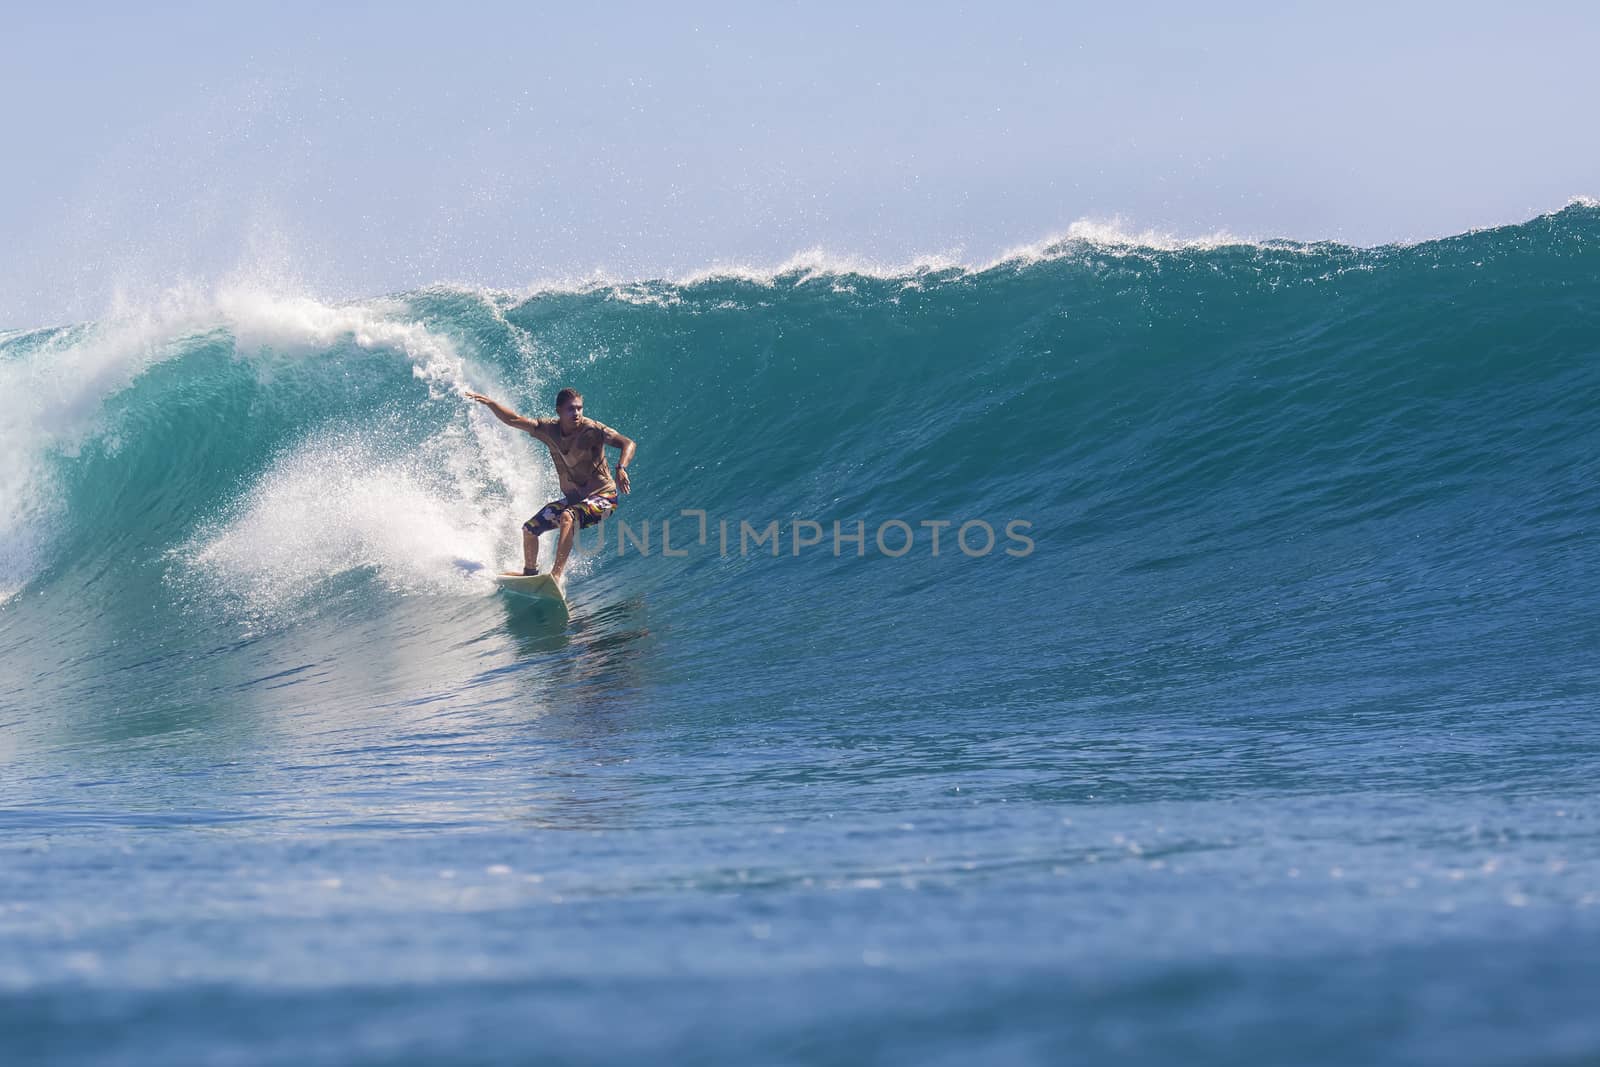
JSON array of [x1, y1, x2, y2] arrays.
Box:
[[465, 392, 538, 435], [605, 426, 636, 494]]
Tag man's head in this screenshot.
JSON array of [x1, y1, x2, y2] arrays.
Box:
[[554, 388, 584, 431]]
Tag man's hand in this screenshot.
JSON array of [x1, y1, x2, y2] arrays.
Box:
[[464, 392, 492, 405], [603, 426, 636, 489]]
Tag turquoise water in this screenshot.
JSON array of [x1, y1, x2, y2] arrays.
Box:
[[3, 204, 1600, 1064]]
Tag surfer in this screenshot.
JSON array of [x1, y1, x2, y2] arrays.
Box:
[[465, 388, 635, 582]]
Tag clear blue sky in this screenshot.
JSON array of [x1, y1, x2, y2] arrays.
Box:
[[3, 1, 1596, 326]]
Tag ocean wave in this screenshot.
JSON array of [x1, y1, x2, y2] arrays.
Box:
[[2, 202, 1597, 624]]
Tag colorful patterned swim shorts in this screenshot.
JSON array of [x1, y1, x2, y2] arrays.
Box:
[[523, 491, 618, 535]]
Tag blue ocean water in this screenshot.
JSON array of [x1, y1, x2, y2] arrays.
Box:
[[3, 204, 1600, 1064]]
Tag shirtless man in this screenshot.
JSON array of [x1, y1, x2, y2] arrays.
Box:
[[465, 387, 635, 582]]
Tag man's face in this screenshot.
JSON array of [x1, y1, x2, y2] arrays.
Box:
[[559, 399, 583, 430]]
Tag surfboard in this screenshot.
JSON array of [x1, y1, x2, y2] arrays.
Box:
[[493, 573, 568, 616]]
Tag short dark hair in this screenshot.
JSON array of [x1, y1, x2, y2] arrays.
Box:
[[554, 388, 583, 411]]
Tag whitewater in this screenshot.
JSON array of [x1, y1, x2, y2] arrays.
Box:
[[3, 203, 1599, 1065]]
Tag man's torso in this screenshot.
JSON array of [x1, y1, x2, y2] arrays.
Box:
[[529, 417, 616, 498]]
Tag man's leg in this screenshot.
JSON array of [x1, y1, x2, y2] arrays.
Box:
[[551, 511, 577, 580], [521, 503, 566, 573], [522, 523, 541, 573]]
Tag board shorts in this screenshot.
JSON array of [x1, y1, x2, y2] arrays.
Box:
[[523, 491, 617, 535]]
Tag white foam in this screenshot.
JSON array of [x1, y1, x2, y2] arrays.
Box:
[[165, 289, 567, 619], [0, 284, 525, 605], [182, 425, 544, 614], [472, 225, 1263, 302], [418, 200, 1600, 308], [979, 218, 1258, 271], [462, 248, 967, 304], [675, 247, 965, 288], [211, 289, 472, 399]]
